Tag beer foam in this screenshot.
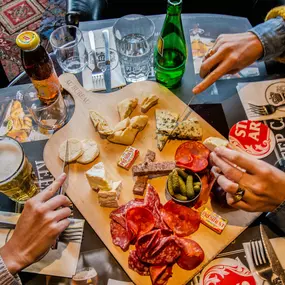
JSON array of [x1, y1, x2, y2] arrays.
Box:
[[0, 139, 23, 182]]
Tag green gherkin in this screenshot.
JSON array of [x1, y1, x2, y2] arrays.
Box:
[[154, 0, 187, 88]]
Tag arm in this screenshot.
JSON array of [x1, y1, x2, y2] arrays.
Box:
[[0, 174, 71, 282], [192, 6, 285, 94]]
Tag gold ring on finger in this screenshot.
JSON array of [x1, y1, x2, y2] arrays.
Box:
[[233, 186, 245, 203], [204, 48, 214, 59]]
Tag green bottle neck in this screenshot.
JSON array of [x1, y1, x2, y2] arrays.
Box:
[[167, 0, 182, 15]]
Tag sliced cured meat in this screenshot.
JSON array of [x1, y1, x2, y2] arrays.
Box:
[[175, 141, 210, 160], [137, 235, 181, 265], [176, 156, 208, 172], [144, 185, 170, 231], [161, 200, 200, 237], [126, 206, 155, 238], [175, 141, 210, 172], [176, 238, 204, 270], [150, 265, 173, 285], [128, 250, 149, 276], [136, 229, 162, 259], [110, 220, 130, 251], [195, 171, 216, 209], [110, 198, 144, 228]]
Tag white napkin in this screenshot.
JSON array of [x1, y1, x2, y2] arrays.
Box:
[[82, 27, 126, 91], [237, 79, 285, 121], [0, 211, 84, 278], [243, 237, 285, 285]]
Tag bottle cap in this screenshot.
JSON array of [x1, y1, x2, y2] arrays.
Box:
[[16, 31, 40, 51]]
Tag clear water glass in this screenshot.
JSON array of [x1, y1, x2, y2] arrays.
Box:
[[23, 84, 67, 130], [113, 14, 155, 82], [50, 25, 88, 73]]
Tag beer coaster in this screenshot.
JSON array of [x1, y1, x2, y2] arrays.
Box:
[[229, 120, 275, 159], [199, 257, 256, 285]]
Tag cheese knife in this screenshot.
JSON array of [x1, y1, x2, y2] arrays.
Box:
[[161, 92, 196, 150], [102, 29, 112, 93], [260, 224, 285, 284]]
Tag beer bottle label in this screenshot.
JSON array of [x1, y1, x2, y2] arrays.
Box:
[[157, 35, 164, 56]]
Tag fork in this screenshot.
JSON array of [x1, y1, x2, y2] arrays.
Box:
[[0, 220, 83, 243], [248, 103, 285, 116], [88, 31, 104, 89], [250, 240, 278, 284]]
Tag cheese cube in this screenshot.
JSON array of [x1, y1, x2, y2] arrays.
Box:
[[98, 181, 122, 208]]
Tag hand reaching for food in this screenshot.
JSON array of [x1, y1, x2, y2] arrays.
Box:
[[210, 146, 285, 212], [192, 32, 263, 94]]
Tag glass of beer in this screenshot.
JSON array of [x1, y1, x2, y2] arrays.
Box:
[[72, 267, 98, 285], [0, 136, 39, 203]]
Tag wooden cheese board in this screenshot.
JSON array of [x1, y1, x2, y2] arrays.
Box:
[[44, 73, 260, 285]]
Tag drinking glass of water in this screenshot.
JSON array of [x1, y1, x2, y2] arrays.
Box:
[[113, 14, 155, 82], [50, 25, 88, 73]]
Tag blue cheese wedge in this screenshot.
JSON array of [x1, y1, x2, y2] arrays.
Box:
[[155, 109, 179, 135], [171, 118, 203, 140], [85, 162, 112, 191], [98, 181, 122, 208]]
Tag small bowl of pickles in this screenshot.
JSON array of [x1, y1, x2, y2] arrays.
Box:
[[166, 168, 202, 207]]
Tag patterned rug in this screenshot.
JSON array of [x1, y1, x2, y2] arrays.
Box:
[[0, 0, 66, 82]]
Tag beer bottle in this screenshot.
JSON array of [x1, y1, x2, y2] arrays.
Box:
[[154, 0, 187, 88], [16, 31, 61, 104]]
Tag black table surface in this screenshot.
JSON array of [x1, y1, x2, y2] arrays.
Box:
[[4, 13, 285, 285]]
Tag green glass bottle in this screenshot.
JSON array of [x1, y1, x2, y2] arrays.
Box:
[[154, 0, 187, 88]]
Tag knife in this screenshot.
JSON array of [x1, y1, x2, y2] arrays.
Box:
[[260, 224, 285, 284], [161, 92, 196, 150], [102, 29, 112, 93]]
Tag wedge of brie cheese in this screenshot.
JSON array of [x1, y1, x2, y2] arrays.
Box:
[[85, 162, 112, 191]]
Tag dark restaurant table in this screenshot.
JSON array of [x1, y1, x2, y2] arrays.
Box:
[[3, 13, 285, 285]]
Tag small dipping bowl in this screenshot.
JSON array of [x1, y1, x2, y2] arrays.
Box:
[[166, 170, 202, 207]]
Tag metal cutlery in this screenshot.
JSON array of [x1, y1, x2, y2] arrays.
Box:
[[260, 224, 285, 284], [250, 239, 274, 284], [0, 220, 83, 243], [102, 29, 112, 92], [248, 102, 285, 116], [88, 31, 104, 89]]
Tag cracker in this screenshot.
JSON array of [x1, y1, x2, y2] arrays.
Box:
[[59, 138, 83, 162], [77, 139, 100, 164]]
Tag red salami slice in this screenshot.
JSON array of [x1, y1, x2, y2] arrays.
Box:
[[136, 229, 162, 259], [176, 238, 204, 270], [137, 235, 181, 265], [110, 220, 130, 251], [161, 200, 200, 237], [126, 206, 155, 238], [150, 265, 173, 285], [128, 250, 149, 276], [175, 142, 210, 172], [110, 199, 144, 228]]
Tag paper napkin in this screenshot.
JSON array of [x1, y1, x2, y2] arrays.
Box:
[[0, 211, 84, 278], [82, 27, 126, 92], [237, 79, 285, 121], [243, 237, 285, 285]]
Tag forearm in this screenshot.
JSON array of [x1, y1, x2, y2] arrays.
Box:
[[249, 16, 285, 61], [0, 256, 21, 285]]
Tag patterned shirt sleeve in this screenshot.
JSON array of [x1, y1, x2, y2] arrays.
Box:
[[249, 16, 285, 61], [266, 200, 285, 233], [0, 256, 22, 285]]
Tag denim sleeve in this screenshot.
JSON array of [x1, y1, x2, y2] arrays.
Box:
[[249, 17, 285, 61], [266, 200, 285, 233]]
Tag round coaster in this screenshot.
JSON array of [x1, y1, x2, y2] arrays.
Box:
[[229, 120, 275, 159]]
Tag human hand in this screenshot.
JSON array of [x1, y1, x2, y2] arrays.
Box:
[[192, 32, 263, 94], [210, 147, 285, 212], [0, 173, 71, 274]]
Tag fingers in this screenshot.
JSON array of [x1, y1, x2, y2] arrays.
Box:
[[193, 59, 233, 94], [226, 193, 252, 212], [217, 175, 239, 195], [199, 51, 223, 79], [53, 207, 72, 222], [45, 195, 71, 210], [214, 147, 261, 174], [210, 152, 244, 182], [56, 219, 70, 234], [36, 174, 66, 202]]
